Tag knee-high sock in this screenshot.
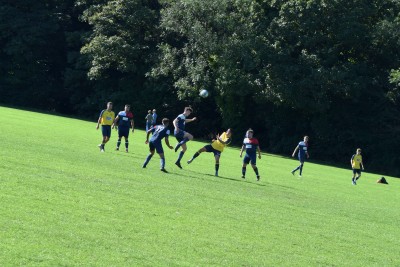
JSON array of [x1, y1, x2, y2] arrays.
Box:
[[215, 163, 220, 173], [177, 151, 185, 163], [125, 140, 129, 149], [143, 154, 153, 167], [190, 152, 200, 161], [160, 158, 165, 169], [254, 167, 259, 176], [299, 165, 304, 175], [292, 165, 301, 172], [242, 167, 246, 176], [117, 138, 121, 148]]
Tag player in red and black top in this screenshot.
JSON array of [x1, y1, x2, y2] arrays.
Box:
[[239, 129, 262, 181], [112, 104, 134, 152]]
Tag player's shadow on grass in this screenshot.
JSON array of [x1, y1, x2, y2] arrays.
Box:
[[179, 169, 266, 186]]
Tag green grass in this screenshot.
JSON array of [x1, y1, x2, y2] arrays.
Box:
[[0, 106, 399, 266]]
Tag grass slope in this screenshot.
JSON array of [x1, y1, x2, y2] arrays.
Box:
[[0, 106, 399, 266]]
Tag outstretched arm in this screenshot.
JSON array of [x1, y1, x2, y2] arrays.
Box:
[[258, 146, 262, 159]]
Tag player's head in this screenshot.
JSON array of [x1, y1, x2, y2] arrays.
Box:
[[148, 109, 151, 114], [304, 136, 309, 142], [246, 129, 254, 138], [226, 128, 233, 137], [356, 148, 362, 154], [153, 109, 156, 113], [107, 102, 113, 110], [162, 118, 169, 126], [183, 106, 193, 116], [124, 104, 130, 111]]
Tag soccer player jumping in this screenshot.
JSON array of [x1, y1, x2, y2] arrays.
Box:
[[173, 106, 197, 169]]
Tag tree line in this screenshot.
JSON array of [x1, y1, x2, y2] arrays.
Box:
[[1, 0, 400, 176]]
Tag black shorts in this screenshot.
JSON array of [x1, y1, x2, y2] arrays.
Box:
[[353, 169, 361, 175], [101, 125, 111, 137], [204, 144, 221, 157]]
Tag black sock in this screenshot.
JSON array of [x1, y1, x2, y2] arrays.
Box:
[[215, 163, 220, 172], [254, 167, 259, 176], [242, 167, 246, 176], [117, 139, 121, 148]]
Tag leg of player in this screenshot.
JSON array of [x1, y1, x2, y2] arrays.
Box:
[[299, 162, 304, 177], [159, 153, 168, 173], [116, 137, 122, 150], [251, 164, 260, 181], [215, 155, 220, 177], [242, 163, 247, 179], [125, 136, 129, 152], [187, 147, 207, 164], [175, 143, 187, 169], [175, 132, 194, 152], [143, 149, 155, 168]]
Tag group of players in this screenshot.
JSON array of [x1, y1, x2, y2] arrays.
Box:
[[97, 102, 364, 184]]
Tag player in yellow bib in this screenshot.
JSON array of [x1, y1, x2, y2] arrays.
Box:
[[351, 148, 364, 185], [187, 129, 232, 176], [96, 102, 115, 152]]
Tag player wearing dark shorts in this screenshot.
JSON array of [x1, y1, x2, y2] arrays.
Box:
[[187, 129, 232, 177], [112, 104, 134, 152], [173, 106, 197, 169], [291, 136, 309, 177], [239, 129, 261, 181], [351, 148, 364, 185], [96, 102, 115, 152], [142, 118, 173, 172]]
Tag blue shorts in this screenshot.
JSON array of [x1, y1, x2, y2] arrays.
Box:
[[353, 169, 361, 175], [118, 127, 130, 138], [174, 130, 186, 142], [101, 125, 111, 138], [243, 154, 257, 165], [149, 141, 164, 154], [298, 155, 306, 163], [204, 144, 221, 157]]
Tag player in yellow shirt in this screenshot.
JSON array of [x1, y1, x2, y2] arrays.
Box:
[[96, 102, 115, 152], [351, 148, 364, 185], [187, 129, 232, 176]]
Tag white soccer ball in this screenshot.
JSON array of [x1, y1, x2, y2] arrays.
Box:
[[199, 89, 209, 98]]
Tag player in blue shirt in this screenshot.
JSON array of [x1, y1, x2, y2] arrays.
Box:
[[142, 118, 174, 172], [291, 136, 309, 177], [152, 109, 157, 127], [239, 129, 262, 181], [173, 106, 197, 169], [112, 105, 134, 152]]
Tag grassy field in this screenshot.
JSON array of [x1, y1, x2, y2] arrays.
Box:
[[0, 106, 399, 266]]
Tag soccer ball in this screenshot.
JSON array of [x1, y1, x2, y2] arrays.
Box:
[[199, 89, 209, 98]]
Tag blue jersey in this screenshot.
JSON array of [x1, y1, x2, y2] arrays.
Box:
[[152, 113, 157, 124], [298, 141, 308, 157], [243, 137, 259, 156], [175, 114, 186, 131], [117, 111, 133, 128], [150, 125, 170, 143]]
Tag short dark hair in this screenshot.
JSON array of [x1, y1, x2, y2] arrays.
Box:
[[162, 118, 169, 124], [125, 104, 130, 108], [185, 106, 193, 112]]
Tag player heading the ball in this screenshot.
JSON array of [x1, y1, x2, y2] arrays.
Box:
[[173, 106, 197, 169]]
